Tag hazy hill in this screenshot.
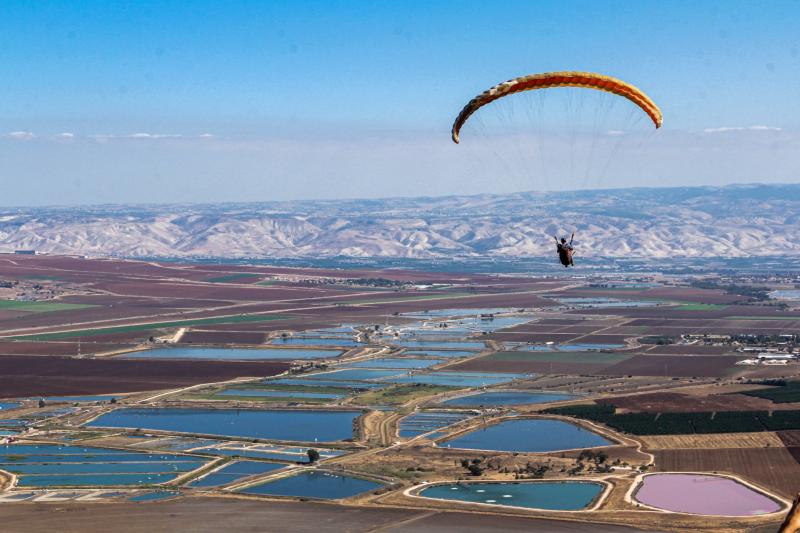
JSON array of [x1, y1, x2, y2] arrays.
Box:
[[1, 184, 797, 259]]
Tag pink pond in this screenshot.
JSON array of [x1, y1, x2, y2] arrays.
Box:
[[634, 473, 781, 516]]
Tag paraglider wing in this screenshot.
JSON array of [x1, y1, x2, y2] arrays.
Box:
[[451, 71, 662, 143]]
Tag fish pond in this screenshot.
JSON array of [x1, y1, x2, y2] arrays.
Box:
[[441, 391, 576, 407], [197, 443, 343, 462], [123, 347, 341, 360], [188, 460, 285, 488], [403, 350, 478, 358], [304, 369, 405, 382], [633, 473, 782, 516], [419, 481, 604, 511], [238, 470, 383, 499], [392, 340, 486, 350], [43, 395, 120, 403], [389, 371, 527, 388], [473, 316, 536, 332], [444, 419, 611, 452], [0, 443, 206, 487], [129, 490, 181, 502], [270, 337, 363, 347], [265, 378, 385, 390], [399, 411, 474, 438], [215, 389, 345, 400], [0, 402, 20, 411], [513, 343, 624, 352], [346, 358, 444, 370], [556, 297, 661, 309], [769, 289, 800, 301], [86, 408, 361, 442]]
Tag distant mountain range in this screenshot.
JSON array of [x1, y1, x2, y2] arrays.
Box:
[[0, 184, 798, 259]]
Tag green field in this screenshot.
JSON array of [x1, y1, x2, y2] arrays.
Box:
[[343, 292, 473, 305], [353, 384, 456, 405], [742, 381, 800, 403], [7, 313, 289, 341], [671, 303, 726, 311], [546, 403, 800, 435], [203, 393, 330, 404], [206, 273, 261, 283], [0, 299, 95, 314], [220, 383, 357, 395], [728, 316, 800, 321], [485, 351, 633, 365]]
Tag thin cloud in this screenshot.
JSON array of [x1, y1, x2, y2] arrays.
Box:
[[5, 131, 35, 140], [606, 130, 625, 136], [86, 132, 210, 142], [55, 132, 75, 140], [704, 125, 782, 134], [126, 133, 183, 140]]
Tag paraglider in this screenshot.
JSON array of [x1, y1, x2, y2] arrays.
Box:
[[450, 71, 663, 268], [555, 234, 575, 268], [451, 71, 662, 144]]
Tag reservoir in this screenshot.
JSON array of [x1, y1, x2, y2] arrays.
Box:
[[419, 480, 604, 511], [238, 470, 382, 499], [86, 408, 361, 442], [633, 473, 781, 516], [441, 391, 575, 407], [444, 418, 611, 452]]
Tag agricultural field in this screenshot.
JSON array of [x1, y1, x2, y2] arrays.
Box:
[[640, 432, 785, 450], [655, 447, 800, 498], [742, 381, 800, 403], [0, 254, 798, 532], [546, 403, 800, 435], [0, 300, 95, 314]]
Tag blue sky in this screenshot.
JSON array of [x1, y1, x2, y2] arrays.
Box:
[[0, 0, 798, 205]]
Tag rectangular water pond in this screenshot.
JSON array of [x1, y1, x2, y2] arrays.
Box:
[[441, 391, 576, 407], [86, 408, 361, 442], [419, 481, 604, 511], [304, 369, 405, 382], [513, 343, 624, 352], [265, 378, 385, 390], [123, 347, 341, 360], [0, 402, 21, 411], [238, 470, 382, 499], [197, 443, 344, 462], [556, 297, 661, 309], [633, 473, 781, 516], [0, 443, 207, 488], [17, 472, 181, 487], [393, 340, 486, 350], [473, 316, 536, 331], [346, 358, 444, 370], [444, 419, 611, 452], [270, 337, 363, 347], [1, 461, 205, 475], [43, 395, 120, 403], [403, 350, 478, 358], [399, 411, 475, 438], [188, 460, 285, 488], [216, 389, 345, 400], [129, 490, 181, 502], [389, 371, 527, 388]]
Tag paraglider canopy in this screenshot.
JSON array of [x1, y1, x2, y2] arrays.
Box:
[[452, 71, 662, 144]]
